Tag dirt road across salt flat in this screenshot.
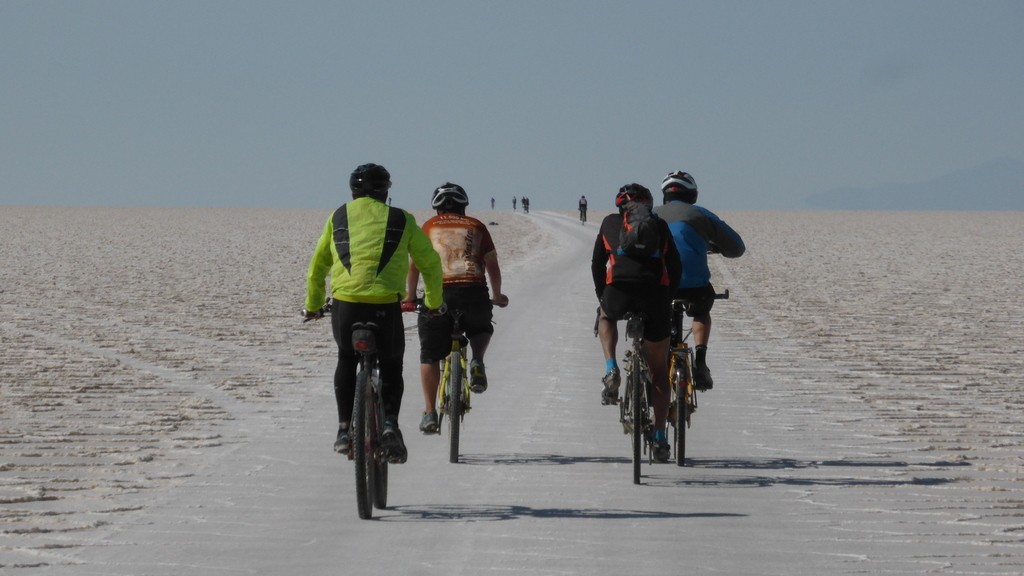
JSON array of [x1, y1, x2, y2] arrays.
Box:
[[2, 207, 1021, 574]]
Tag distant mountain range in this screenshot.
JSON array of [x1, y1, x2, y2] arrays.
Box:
[[804, 157, 1024, 210]]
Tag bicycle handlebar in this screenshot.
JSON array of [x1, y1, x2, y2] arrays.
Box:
[[400, 300, 445, 315], [301, 299, 332, 322]]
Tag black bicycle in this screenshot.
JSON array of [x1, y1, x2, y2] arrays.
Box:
[[620, 312, 654, 484], [349, 321, 389, 519], [304, 301, 388, 519]]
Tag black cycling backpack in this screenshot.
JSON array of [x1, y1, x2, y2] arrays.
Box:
[[618, 200, 660, 259]]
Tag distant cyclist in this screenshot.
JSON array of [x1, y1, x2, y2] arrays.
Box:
[[578, 195, 588, 224], [405, 182, 510, 434], [592, 183, 680, 462], [654, 171, 745, 391], [303, 163, 444, 463]]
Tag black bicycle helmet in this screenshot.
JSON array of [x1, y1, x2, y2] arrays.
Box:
[[349, 163, 391, 201], [431, 182, 469, 213], [661, 171, 698, 204], [615, 183, 653, 210]]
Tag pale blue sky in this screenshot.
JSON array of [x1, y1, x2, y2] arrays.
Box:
[[2, 1, 1022, 211]]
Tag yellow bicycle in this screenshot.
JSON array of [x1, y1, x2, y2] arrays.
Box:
[[668, 289, 728, 466], [403, 302, 473, 464], [437, 308, 473, 463]]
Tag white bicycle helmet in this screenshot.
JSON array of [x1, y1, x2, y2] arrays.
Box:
[[431, 182, 470, 211], [661, 171, 698, 204]]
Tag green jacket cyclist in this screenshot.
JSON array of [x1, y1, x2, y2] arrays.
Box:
[[304, 163, 443, 463]]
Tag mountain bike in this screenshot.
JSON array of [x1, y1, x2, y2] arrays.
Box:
[[303, 301, 388, 519], [668, 289, 729, 466], [402, 302, 473, 464], [346, 322, 390, 518], [620, 312, 654, 485]]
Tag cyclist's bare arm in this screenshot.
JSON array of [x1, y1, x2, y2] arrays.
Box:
[[405, 262, 421, 305], [483, 251, 509, 308]]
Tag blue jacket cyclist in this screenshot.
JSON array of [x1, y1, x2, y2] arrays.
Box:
[[654, 170, 745, 391]]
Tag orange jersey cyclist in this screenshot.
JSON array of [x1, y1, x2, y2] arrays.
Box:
[[405, 183, 509, 434]]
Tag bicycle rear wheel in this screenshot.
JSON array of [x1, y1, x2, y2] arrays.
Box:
[[447, 350, 463, 464], [352, 367, 373, 519], [630, 353, 643, 484]]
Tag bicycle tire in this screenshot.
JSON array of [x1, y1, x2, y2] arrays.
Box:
[[675, 386, 687, 466], [631, 352, 643, 484], [370, 380, 388, 509], [448, 350, 462, 464], [352, 366, 373, 519], [674, 350, 691, 466]]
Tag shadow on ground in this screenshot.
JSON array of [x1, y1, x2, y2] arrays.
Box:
[[642, 456, 968, 488], [382, 504, 747, 522], [457, 453, 630, 466]]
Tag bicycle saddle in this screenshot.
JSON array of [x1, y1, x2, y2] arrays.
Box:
[[351, 322, 379, 353]]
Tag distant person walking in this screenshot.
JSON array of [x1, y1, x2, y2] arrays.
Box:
[[654, 171, 745, 391], [512, 196, 517, 212], [491, 197, 495, 210], [578, 195, 588, 224]]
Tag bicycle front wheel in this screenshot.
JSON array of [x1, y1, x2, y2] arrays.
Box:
[[447, 350, 463, 464], [352, 367, 373, 519]]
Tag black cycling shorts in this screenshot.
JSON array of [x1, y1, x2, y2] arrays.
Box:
[[418, 285, 494, 364], [673, 284, 716, 317], [600, 283, 671, 342], [330, 299, 405, 359]]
